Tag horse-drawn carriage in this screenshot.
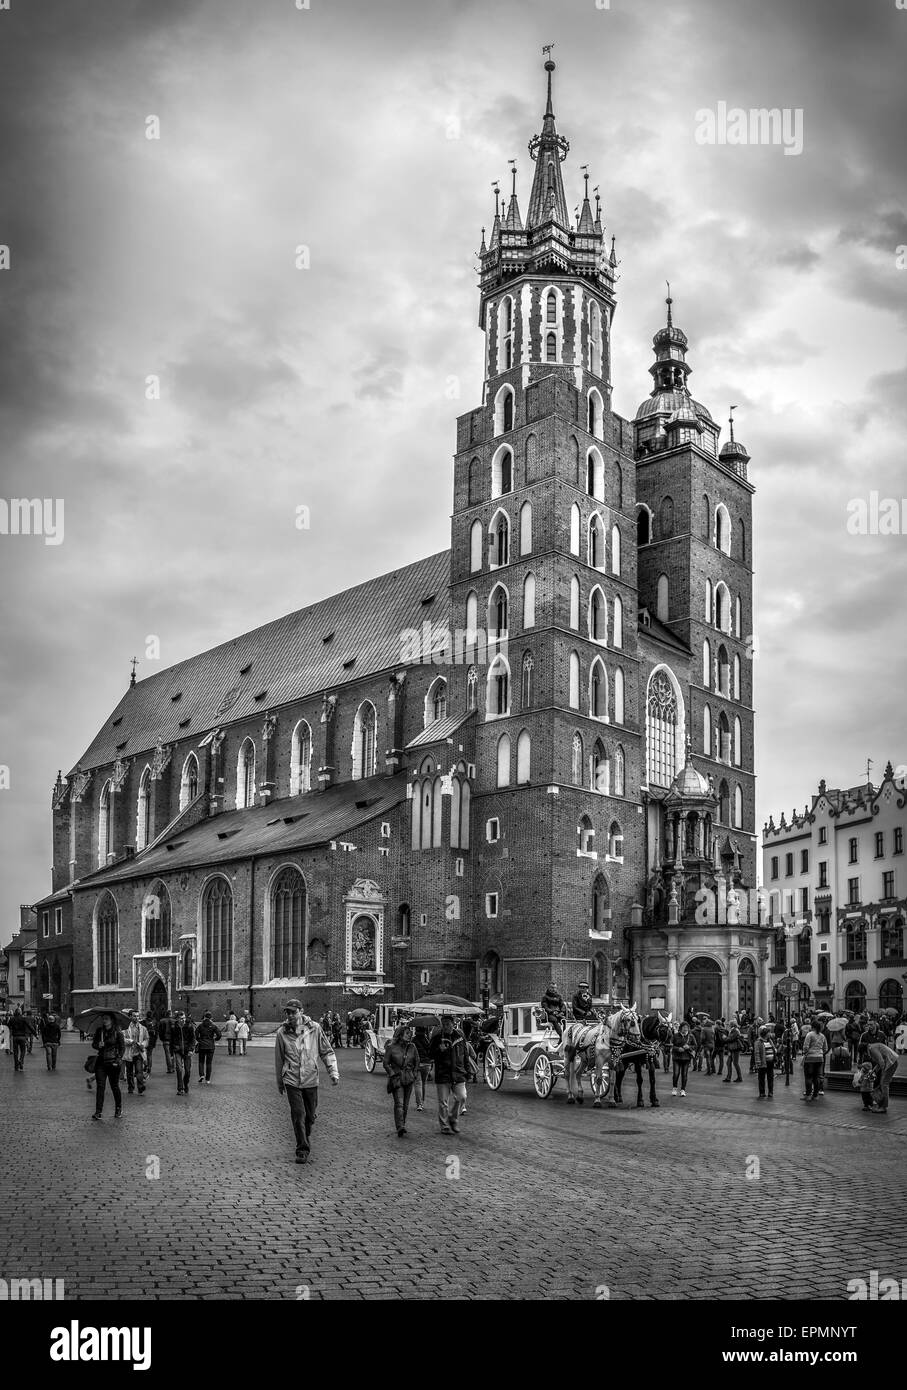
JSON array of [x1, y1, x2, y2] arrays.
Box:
[[481, 1001, 585, 1099], [482, 1000, 672, 1108]]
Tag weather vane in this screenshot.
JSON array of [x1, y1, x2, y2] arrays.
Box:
[[542, 42, 555, 57]]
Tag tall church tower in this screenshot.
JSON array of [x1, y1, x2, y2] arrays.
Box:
[[450, 59, 641, 1003]]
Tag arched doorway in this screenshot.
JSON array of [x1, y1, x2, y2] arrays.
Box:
[[684, 956, 722, 1018], [738, 957, 756, 1016], [148, 979, 168, 1020]]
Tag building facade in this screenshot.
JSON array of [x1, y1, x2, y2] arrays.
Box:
[[36, 62, 764, 1023], [3, 907, 38, 1013], [763, 763, 907, 1015]]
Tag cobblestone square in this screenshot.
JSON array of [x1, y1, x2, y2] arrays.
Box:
[[2, 1038, 903, 1301]]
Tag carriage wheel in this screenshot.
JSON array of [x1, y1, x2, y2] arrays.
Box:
[[484, 1045, 504, 1090], [364, 1039, 376, 1073], [533, 1053, 554, 1098]]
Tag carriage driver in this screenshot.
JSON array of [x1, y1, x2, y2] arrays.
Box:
[[540, 982, 566, 1039], [571, 981, 596, 1023]]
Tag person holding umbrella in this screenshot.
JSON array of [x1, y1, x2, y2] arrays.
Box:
[[429, 1014, 468, 1135], [383, 1021, 419, 1136], [412, 1019, 433, 1111], [91, 1013, 126, 1119]]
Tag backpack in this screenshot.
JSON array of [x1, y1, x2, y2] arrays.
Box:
[[762, 1038, 775, 1062]]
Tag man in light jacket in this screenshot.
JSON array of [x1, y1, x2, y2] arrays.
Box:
[[123, 1011, 149, 1094], [275, 1001, 340, 1164]]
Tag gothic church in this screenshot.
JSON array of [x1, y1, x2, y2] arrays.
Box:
[[35, 61, 770, 1025]]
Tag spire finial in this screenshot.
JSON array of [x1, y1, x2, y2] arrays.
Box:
[[685, 732, 693, 761], [594, 185, 601, 218], [728, 404, 737, 442], [492, 180, 500, 217], [130, 656, 138, 688], [665, 280, 673, 328], [542, 43, 555, 115], [581, 164, 590, 199], [508, 158, 517, 197]]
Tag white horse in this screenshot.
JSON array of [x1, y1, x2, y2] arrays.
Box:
[[564, 1003, 639, 1107]]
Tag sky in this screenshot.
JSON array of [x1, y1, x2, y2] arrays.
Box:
[[1, 0, 905, 943]]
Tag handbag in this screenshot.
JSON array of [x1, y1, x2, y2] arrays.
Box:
[[83, 1055, 97, 1074]]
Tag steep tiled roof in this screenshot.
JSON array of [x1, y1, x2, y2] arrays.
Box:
[[406, 710, 476, 751], [72, 551, 451, 773], [73, 776, 408, 887]]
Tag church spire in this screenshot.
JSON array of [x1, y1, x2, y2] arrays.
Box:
[[526, 53, 570, 230], [577, 165, 595, 234], [647, 286, 692, 395], [504, 159, 523, 231]]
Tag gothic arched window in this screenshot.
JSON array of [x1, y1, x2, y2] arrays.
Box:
[[523, 572, 536, 628], [352, 702, 377, 779], [98, 780, 113, 867], [492, 447, 513, 499], [613, 744, 626, 797], [143, 880, 171, 952], [521, 652, 534, 709], [571, 732, 583, 786], [136, 765, 152, 852], [646, 667, 681, 788], [271, 868, 306, 978], [496, 733, 511, 788], [95, 891, 118, 986], [290, 721, 312, 795], [487, 655, 510, 717], [591, 739, 609, 794], [590, 658, 607, 722], [588, 512, 605, 569], [180, 753, 199, 810], [546, 290, 557, 324], [236, 739, 256, 809], [516, 729, 531, 784], [201, 877, 233, 982], [546, 332, 557, 362], [589, 586, 606, 643]]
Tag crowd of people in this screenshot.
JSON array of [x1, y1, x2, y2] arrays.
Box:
[[3, 987, 901, 1160]]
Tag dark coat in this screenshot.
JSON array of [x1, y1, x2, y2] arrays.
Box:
[[195, 1020, 222, 1052], [92, 1026, 125, 1064], [383, 1038, 420, 1088], [41, 1020, 62, 1045], [156, 1017, 174, 1044], [170, 1022, 196, 1056], [9, 1014, 36, 1038], [429, 1029, 467, 1084]]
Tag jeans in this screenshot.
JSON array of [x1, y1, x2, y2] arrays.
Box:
[[236, 1040, 247, 1056], [414, 1064, 431, 1106], [285, 1084, 318, 1157], [44, 1043, 59, 1070], [872, 1061, 897, 1110], [95, 1060, 122, 1114], [145, 1044, 155, 1074], [161, 1041, 174, 1072], [435, 1080, 467, 1130], [125, 1056, 146, 1093], [13, 1038, 27, 1069], [672, 1060, 690, 1090], [725, 1053, 742, 1080], [174, 1051, 192, 1092], [757, 1062, 774, 1096], [391, 1081, 414, 1132], [198, 1050, 214, 1081], [803, 1059, 823, 1097], [227, 1038, 236, 1055]]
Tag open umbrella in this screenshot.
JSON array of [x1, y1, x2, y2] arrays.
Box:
[[881, 1007, 900, 1017], [411, 1014, 440, 1030], [74, 1007, 132, 1034], [825, 1017, 847, 1033], [349, 1007, 372, 1020], [815, 1010, 834, 1020], [414, 993, 477, 1010]]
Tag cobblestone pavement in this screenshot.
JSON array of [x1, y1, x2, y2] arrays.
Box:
[[2, 1039, 904, 1300]]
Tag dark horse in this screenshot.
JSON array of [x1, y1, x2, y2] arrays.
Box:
[[610, 1011, 673, 1109]]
